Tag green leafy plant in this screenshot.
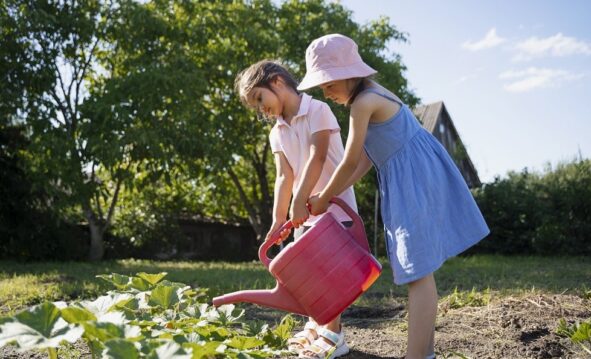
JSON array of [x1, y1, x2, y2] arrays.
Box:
[[0, 272, 295, 358], [557, 318, 591, 355], [444, 288, 491, 309]]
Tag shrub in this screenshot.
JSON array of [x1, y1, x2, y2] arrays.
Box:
[[471, 158, 591, 255]]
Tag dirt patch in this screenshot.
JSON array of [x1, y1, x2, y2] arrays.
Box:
[[281, 294, 590, 358], [1, 294, 589, 358]]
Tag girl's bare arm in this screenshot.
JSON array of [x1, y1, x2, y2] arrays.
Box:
[[291, 130, 331, 225], [267, 151, 294, 240]]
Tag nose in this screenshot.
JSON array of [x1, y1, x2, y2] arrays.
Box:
[[256, 103, 269, 115]]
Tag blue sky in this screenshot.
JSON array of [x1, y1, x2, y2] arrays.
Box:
[[339, 0, 591, 182]]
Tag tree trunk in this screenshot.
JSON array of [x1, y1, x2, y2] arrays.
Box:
[[85, 207, 105, 261]]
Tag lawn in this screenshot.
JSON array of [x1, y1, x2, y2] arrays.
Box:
[[0, 255, 590, 358], [1, 255, 589, 317]]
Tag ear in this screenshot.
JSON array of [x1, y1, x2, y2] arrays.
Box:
[[272, 75, 284, 87]]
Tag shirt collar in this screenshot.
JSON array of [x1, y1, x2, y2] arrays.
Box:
[[276, 93, 312, 126]]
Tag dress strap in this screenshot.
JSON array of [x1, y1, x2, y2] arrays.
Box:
[[360, 88, 403, 106]]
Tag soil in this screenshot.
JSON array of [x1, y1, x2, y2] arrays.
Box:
[[1, 293, 589, 358]]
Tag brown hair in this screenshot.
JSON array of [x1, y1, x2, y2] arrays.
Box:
[[234, 60, 299, 107], [346, 77, 372, 106]]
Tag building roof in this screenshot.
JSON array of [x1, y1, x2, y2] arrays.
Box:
[[413, 101, 444, 133], [412, 101, 482, 187]]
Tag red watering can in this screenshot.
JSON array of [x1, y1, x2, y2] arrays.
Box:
[[212, 198, 382, 325]]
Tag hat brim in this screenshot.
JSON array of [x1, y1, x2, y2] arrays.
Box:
[[297, 61, 377, 91]]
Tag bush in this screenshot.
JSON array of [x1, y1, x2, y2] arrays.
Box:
[[111, 184, 188, 259], [0, 125, 89, 261], [470, 158, 591, 255]]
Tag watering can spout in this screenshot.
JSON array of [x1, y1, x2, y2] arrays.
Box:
[[213, 284, 307, 316]]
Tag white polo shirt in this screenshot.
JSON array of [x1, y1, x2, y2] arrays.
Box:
[[269, 94, 358, 225]]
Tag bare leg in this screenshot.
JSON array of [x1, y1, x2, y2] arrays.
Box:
[[406, 273, 438, 359], [323, 314, 341, 333], [426, 327, 435, 357]]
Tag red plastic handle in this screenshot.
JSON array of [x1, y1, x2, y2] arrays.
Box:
[[259, 221, 294, 268], [258, 198, 370, 268], [327, 197, 370, 252]]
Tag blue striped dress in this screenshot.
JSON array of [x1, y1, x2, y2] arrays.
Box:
[[362, 89, 490, 285]]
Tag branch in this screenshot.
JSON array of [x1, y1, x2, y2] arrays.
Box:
[[53, 62, 76, 124], [67, 36, 78, 117], [48, 88, 71, 126], [104, 162, 130, 230], [104, 175, 122, 229], [227, 167, 262, 236], [91, 164, 104, 221], [74, 36, 100, 121]]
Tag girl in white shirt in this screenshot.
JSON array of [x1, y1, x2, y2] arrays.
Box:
[[235, 60, 356, 359]]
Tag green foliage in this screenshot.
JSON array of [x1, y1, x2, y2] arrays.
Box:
[[0, 124, 88, 260], [471, 158, 591, 255], [2, 0, 418, 259], [557, 318, 591, 355], [443, 288, 491, 309], [0, 302, 83, 357], [0, 272, 295, 358]]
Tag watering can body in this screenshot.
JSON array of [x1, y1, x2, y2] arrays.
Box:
[[212, 198, 382, 325]]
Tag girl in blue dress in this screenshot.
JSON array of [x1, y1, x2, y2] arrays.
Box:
[[301, 34, 490, 359]]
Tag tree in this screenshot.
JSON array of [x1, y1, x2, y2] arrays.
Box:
[[112, 0, 419, 242], [2, 0, 418, 259], [186, 0, 419, 240], [2, 0, 206, 260]]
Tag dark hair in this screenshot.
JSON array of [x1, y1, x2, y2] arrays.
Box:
[[234, 60, 299, 107], [346, 77, 371, 106]]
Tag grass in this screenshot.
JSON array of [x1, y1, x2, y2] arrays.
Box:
[[0, 255, 590, 316]]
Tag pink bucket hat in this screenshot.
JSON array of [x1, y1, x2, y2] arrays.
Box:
[[297, 34, 377, 91]]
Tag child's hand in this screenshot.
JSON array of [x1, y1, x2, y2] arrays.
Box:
[[265, 221, 291, 243], [308, 194, 329, 215], [290, 199, 310, 228]]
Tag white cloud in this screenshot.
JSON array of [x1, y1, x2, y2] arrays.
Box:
[[499, 67, 585, 92], [462, 28, 506, 51], [454, 67, 486, 85], [513, 33, 591, 61]]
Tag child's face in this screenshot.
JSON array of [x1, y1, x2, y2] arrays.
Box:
[[319, 80, 350, 105], [246, 86, 282, 119]]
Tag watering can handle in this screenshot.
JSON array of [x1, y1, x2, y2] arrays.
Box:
[[259, 198, 369, 268], [328, 197, 370, 253], [259, 221, 294, 268]]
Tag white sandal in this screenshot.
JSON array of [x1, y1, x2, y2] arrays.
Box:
[[288, 320, 318, 353], [299, 326, 349, 359]]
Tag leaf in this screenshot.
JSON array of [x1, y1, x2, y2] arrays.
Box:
[[98, 311, 129, 325], [78, 293, 135, 316], [103, 338, 140, 359], [571, 322, 591, 343], [129, 277, 152, 291], [226, 336, 265, 350], [137, 272, 168, 286], [0, 302, 83, 350], [217, 304, 244, 325], [97, 274, 132, 290], [242, 320, 268, 336], [61, 307, 97, 324], [149, 285, 180, 309], [82, 322, 124, 342], [262, 314, 296, 348], [183, 341, 225, 358], [272, 314, 296, 341], [15, 301, 61, 338], [147, 341, 191, 359]]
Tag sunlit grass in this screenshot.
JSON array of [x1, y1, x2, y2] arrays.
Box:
[[1, 255, 589, 316]]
